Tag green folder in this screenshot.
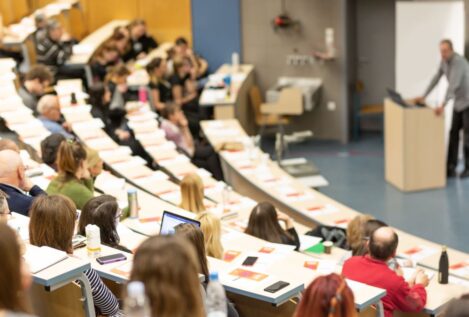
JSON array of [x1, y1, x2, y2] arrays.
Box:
[[306, 242, 324, 254]]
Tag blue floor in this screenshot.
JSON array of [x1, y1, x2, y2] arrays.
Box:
[[264, 133, 469, 253]]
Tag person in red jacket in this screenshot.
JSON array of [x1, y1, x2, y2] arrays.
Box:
[[342, 227, 429, 317]]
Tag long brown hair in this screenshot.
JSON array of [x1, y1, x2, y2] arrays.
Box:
[[174, 223, 210, 281], [91, 41, 119, 64], [0, 223, 29, 312], [130, 235, 205, 317], [56, 139, 87, 183], [245, 202, 291, 244], [294, 274, 357, 317], [180, 173, 205, 214], [29, 195, 76, 254], [346, 214, 373, 255], [78, 195, 120, 247]]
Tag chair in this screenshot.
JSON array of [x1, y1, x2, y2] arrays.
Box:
[[249, 85, 289, 142], [353, 80, 384, 140], [23, 33, 37, 70], [29, 282, 86, 317]]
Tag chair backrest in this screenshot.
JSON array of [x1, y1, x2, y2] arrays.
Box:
[[24, 33, 38, 67], [277, 87, 303, 115], [249, 85, 264, 125]]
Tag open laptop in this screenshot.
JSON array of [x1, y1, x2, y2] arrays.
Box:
[[159, 210, 200, 235], [387, 88, 425, 108]]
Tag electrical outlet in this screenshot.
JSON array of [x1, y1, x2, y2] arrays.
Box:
[[327, 101, 336, 111]]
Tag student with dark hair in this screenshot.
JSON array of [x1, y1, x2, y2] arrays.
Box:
[[18, 65, 54, 113], [245, 201, 300, 251], [46, 140, 94, 209], [130, 235, 205, 317], [40, 133, 66, 171], [103, 65, 154, 166], [123, 19, 157, 61], [29, 195, 123, 316], [90, 42, 120, 83], [174, 36, 208, 79], [146, 57, 172, 112], [174, 223, 240, 317], [78, 195, 131, 253], [0, 223, 35, 316], [294, 273, 357, 317], [342, 227, 429, 317], [160, 103, 223, 180], [107, 30, 130, 59]]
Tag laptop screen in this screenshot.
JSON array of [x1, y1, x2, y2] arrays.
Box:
[[159, 211, 200, 235]]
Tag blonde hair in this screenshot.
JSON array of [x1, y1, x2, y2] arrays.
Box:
[[180, 173, 205, 214], [346, 214, 374, 253], [196, 212, 223, 259], [86, 147, 102, 170]]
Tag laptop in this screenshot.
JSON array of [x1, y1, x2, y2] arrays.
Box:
[[387, 88, 425, 108], [159, 210, 201, 235]]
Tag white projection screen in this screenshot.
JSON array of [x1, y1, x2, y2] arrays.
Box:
[[396, 1, 465, 145]]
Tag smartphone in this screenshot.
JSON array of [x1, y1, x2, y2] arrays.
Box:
[[96, 253, 127, 265], [242, 256, 258, 266], [264, 281, 290, 293]]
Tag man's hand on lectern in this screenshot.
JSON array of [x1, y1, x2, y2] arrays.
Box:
[[413, 96, 425, 105], [434, 106, 444, 116]]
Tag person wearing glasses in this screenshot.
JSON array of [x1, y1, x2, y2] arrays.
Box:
[[77, 195, 131, 253], [0, 150, 46, 216]]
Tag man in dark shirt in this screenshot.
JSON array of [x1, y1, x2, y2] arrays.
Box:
[[123, 19, 158, 62], [18, 65, 53, 114], [0, 150, 46, 216]]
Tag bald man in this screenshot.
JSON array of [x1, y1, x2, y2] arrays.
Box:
[[0, 150, 46, 216], [37, 95, 73, 139], [342, 227, 429, 317]]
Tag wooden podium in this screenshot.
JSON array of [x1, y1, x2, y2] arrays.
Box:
[[384, 98, 446, 192]]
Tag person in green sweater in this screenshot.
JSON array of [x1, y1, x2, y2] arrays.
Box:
[[46, 139, 94, 210]]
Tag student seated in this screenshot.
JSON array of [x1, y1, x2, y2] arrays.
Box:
[[123, 19, 158, 61], [161, 103, 223, 180], [0, 150, 46, 216], [444, 295, 469, 317], [29, 195, 123, 317], [342, 227, 429, 317], [37, 95, 74, 139], [130, 235, 205, 317], [86, 147, 104, 180], [196, 211, 224, 259], [46, 140, 94, 210], [173, 37, 209, 79], [89, 42, 120, 84], [146, 57, 172, 112], [33, 13, 47, 44], [103, 65, 154, 166], [245, 202, 300, 251], [174, 223, 239, 317], [169, 56, 201, 134], [346, 214, 374, 254], [0, 223, 36, 317], [78, 195, 131, 253], [180, 173, 206, 214], [0, 139, 20, 152], [18, 65, 54, 114], [352, 219, 388, 256], [40, 133, 66, 171], [0, 190, 11, 222], [36, 20, 82, 80], [294, 273, 357, 317], [107, 28, 130, 61]]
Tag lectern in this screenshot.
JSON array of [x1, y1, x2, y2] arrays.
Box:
[[384, 98, 446, 192]]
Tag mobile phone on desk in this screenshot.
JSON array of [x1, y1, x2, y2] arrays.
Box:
[[242, 256, 258, 266], [264, 281, 290, 293], [96, 253, 127, 265]]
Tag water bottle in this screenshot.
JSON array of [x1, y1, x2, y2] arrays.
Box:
[[206, 272, 227, 317], [438, 245, 449, 284], [222, 185, 232, 212], [128, 189, 139, 219], [124, 281, 151, 317]]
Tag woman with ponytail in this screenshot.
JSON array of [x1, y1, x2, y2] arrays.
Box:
[[46, 139, 94, 209], [294, 273, 357, 317]]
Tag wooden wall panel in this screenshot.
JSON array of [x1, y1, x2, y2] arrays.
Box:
[[83, 0, 138, 32], [11, 0, 30, 22], [138, 0, 192, 44], [0, 0, 15, 25]]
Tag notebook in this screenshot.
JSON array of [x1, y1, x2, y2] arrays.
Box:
[[24, 245, 68, 274]]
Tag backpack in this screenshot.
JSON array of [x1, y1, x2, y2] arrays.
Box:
[[305, 225, 348, 249]]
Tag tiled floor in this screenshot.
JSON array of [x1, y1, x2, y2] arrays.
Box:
[[264, 133, 469, 253]]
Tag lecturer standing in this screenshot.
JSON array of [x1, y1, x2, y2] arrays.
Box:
[[416, 39, 469, 178]]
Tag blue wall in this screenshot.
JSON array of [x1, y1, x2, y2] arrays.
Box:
[[191, 0, 242, 72]]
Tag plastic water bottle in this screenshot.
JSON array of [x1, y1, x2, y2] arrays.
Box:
[[124, 281, 151, 317], [206, 272, 227, 317]]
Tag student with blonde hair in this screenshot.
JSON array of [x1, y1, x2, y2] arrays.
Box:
[[196, 211, 224, 259], [46, 140, 94, 209], [346, 214, 374, 255], [130, 235, 205, 317], [180, 173, 205, 214]]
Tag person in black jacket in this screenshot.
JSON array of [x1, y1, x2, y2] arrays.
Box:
[[123, 19, 158, 62], [89, 42, 120, 84], [245, 202, 300, 251], [0, 150, 46, 216]]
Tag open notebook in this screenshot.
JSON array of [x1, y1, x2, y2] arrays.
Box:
[[24, 245, 68, 274]]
